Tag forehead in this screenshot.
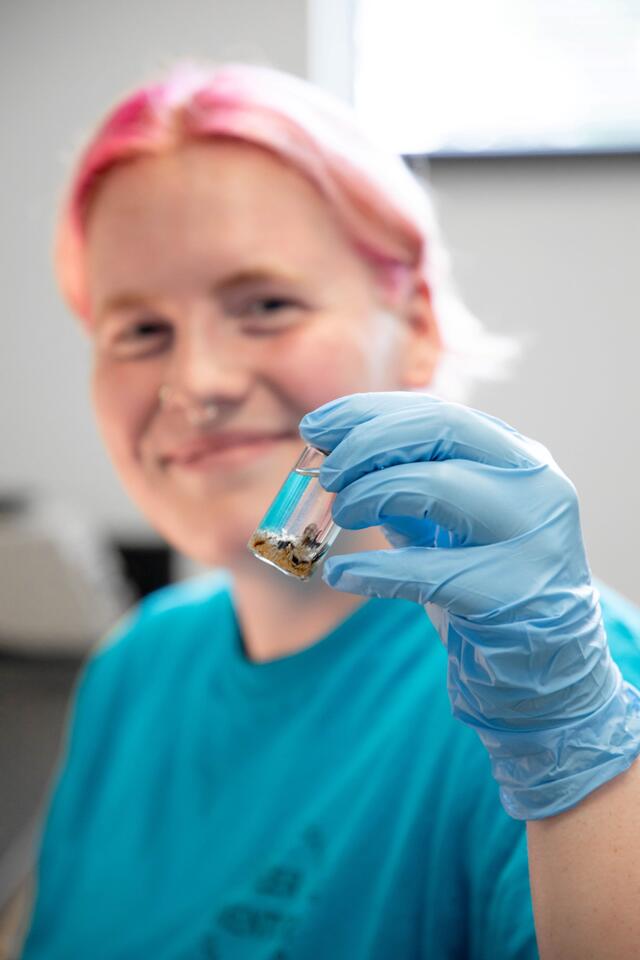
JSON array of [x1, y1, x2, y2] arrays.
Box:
[[85, 141, 359, 305]]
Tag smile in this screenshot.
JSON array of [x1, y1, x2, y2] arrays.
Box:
[[163, 432, 297, 472]]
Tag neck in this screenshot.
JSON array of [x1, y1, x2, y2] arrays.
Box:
[[227, 527, 388, 663]]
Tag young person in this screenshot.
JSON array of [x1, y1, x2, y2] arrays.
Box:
[[20, 62, 640, 959]]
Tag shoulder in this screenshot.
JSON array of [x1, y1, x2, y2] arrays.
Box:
[[73, 570, 235, 717], [95, 569, 233, 663], [47, 573, 235, 797], [105, 567, 234, 640]]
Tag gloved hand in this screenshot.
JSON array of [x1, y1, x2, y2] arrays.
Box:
[[299, 392, 640, 819]]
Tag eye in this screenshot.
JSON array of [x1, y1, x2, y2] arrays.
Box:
[[245, 296, 298, 315], [237, 296, 305, 335], [110, 318, 172, 358], [127, 317, 170, 335]]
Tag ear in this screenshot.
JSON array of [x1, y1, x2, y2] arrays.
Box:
[[398, 278, 442, 389]]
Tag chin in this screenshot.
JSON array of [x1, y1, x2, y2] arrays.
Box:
[[154, 525, 231, 570]]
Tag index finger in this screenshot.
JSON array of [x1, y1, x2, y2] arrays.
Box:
[[299, 392, 544, 493]]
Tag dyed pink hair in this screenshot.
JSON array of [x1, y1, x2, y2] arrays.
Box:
[[55, 60, 515, 399]]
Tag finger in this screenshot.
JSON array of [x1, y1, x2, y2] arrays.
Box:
[[300, 392, 430, 450], [321, 544, 497, 609], [299, 393, 543, 494], [322, 541, 532, 616], [331, 459, 550, 545]]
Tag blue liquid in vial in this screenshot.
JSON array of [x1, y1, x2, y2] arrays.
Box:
[[259, 470, 314, 533]]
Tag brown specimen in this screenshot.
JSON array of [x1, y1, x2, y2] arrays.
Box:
[[249, 524, 323, 579]]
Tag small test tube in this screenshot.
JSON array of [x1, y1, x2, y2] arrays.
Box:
[[247, 445, 341, 580]]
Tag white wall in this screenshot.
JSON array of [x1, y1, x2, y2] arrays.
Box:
[[427, 155, 640, 606], [1, 1, 638, 604]]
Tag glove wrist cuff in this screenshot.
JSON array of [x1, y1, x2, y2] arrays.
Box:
[[482, 675, 640, 819]]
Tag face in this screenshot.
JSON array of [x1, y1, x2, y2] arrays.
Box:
[[86, 141, 439, 564]]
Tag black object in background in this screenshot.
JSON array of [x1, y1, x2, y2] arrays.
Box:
[[112, 539, 174, 600]]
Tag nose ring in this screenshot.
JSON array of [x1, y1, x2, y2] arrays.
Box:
[[159, 385, 219, 424], [186, 401, 219, 426]]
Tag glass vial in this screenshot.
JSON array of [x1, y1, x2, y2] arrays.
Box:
[[247, 445, 341, 580]]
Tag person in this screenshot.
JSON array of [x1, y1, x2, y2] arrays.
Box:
[[18, 61, 640, 959]]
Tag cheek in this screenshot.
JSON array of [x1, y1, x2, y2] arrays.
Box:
[[271, 312, 403, 413], [91, 362, 156, 468]]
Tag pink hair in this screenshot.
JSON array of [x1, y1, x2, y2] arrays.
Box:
[[56, 61, 426, 323], [55, 60, 516, 400]]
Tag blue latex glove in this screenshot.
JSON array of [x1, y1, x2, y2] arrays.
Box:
[[299, 392, 640, 819]]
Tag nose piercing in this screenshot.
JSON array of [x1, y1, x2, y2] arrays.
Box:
[[186, 401, 219, 426], [159, 385, 219, 423]]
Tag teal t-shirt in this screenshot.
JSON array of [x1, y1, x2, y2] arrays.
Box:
[[21, 576, 640, 959]]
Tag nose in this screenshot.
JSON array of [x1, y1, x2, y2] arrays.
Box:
[[161, 308, 253, 414]]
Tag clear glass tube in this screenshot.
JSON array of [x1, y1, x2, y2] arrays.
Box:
[[247, 445, 341, 580]]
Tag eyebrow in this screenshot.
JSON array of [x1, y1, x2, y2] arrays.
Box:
[[96, 267, 304, 324]]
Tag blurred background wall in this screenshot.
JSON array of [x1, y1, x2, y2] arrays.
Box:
[[0, 0, 638, 605]]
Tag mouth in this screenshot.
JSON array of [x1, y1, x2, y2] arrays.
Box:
[[162, 431, 298, 472]]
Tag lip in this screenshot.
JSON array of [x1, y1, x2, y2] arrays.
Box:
[[163, 431, 297, 471]]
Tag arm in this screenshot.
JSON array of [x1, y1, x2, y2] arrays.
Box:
[[527, 760, 640, 960], [299, 391, 640, 956]]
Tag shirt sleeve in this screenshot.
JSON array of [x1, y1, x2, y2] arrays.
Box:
[[21, 577, 229, 958], [466, 806, 539, 960], [20, 612, 137, 958], [447, 733, 540, 960]]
